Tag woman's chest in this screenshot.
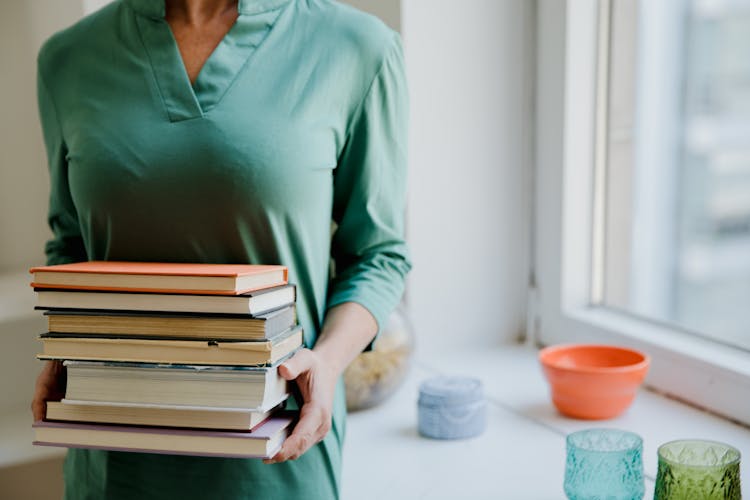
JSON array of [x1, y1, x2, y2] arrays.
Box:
[[56, 8, 357, 225], [63, 80, 340, 222]]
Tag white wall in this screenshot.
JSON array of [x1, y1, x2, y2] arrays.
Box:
[[533, 0, 565, 345], [402, 0, 534, 352], [343, 0, 400, 31], [0, 0, 83, 414], [0, 1, 82, 274]]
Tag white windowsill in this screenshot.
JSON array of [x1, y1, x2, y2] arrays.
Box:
[[565, 306, 750, 380], [2, 341, 748, 498], [343, 342, 750, 498], [542, 306, 750, 427]]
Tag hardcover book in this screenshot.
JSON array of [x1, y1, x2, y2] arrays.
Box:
[[35, 284, 296, 316], [38, 326, 303, 366], [45, 306, 296, 340], [45, 400, 280, 431], [63, 360, 291, 411], [33, 413, 295, 459], [30, 261, 288, 295]]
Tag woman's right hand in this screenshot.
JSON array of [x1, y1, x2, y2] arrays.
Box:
[[31, 360, 66, 421]]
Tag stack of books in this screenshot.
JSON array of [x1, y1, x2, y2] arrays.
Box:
[[30, 261, 302, 459]]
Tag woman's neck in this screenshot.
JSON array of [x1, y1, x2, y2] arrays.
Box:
[[165, 0, 238, 25]]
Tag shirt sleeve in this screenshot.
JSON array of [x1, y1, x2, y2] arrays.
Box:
[[37, 67, 87, 265], [326, 34, 412, 335]]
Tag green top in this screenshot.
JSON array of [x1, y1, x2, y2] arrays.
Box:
[[37, 0, 410, 498]]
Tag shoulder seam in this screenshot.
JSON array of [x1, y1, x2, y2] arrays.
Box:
[[341, 31, 400, 142]]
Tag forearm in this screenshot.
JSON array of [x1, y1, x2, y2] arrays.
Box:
[[313, 302, 378, 377]]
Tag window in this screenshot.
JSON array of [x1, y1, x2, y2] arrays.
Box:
[[601, 0, 750, 351], [535, 0, 750, 425]]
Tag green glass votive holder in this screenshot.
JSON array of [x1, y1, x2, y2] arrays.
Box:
[[564, 428, 644, 500], [654, 439, 741, 500]]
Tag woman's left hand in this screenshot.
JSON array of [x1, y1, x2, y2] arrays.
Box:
[[263, 348, 338, 464]]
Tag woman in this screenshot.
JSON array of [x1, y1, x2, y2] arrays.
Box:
[[31, 0, 411, 498]]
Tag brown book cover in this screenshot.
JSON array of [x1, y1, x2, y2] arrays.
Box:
[[38, 326, 303, 366], [45, 305, 296, 341]]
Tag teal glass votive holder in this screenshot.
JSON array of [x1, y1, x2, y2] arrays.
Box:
[[564, 428, 644, 500], [654, 439, 741, 500]]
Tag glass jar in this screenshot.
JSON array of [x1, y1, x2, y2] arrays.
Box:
[[343, 306, 414, 411]]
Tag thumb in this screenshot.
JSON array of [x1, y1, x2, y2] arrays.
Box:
[[278, 349, 313, 381]]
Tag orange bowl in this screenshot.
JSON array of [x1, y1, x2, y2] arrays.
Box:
[[538, 344, 650, 420]]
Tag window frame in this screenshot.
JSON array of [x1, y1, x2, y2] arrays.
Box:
[[534, 0, 750, 426]]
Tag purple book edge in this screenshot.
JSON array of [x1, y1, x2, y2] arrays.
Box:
[[32, 441, 285, 460]]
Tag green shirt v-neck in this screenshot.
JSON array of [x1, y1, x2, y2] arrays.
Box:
[[37, 0, 410, 498]]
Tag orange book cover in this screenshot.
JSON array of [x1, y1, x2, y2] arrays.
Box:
[[30, 261, 288, 295]]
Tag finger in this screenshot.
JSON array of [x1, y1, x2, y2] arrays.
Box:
[[264, 430, 315, 464], [264, 406, 322, 463], [278, 349, 313, 381], [31, 397, 46, 421], [31, 361, 65, 422], [268, 422, 317, 463]]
